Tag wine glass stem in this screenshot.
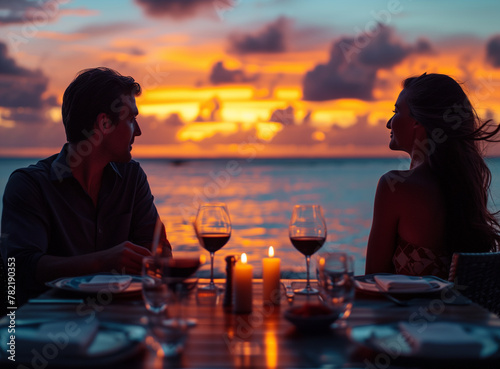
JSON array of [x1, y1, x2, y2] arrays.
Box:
[[305, 255, 311, 291], [209, 252, 215, 287]]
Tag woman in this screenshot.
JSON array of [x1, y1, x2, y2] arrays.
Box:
[[365, 73, 500, 279]]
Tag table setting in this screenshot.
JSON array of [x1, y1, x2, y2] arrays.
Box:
[[2, 202, 500, 368]]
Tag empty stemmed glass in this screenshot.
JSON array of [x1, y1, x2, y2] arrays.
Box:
[[195, 203, 231, 291], [289, 204, 327, 295]]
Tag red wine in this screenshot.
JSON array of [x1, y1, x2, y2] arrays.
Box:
[[166, 258, 201, 279], [290, 237, 325, 256], [200, 233, 230, 253]]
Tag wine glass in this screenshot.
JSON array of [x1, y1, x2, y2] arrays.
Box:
[[195, 203, 231, 291], [316, 252, 355, 329], [142, 256, 172, 315], [289, 204, 327, 295], [164, 252, 202, 327]]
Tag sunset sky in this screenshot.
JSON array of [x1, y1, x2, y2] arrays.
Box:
[[2, 0, 500, 158]]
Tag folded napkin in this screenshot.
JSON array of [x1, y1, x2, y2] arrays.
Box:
[[374, 274, 431, 292], [13, 319, 100, 357], [78, 275, 132, 292], [399, 322, 483, 357]]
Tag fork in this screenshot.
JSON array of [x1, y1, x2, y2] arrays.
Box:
[[281, 279, 295, 304]]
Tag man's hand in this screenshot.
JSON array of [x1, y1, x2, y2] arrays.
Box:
[[99, 242, 153, 275], [36, 242, 153, 283]]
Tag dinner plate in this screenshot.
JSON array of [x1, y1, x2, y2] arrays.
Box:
[[46, 273, 143, 295], [354, 274, 452, 295], [0, 321, 146, 367], [349, 322, 500, 362]]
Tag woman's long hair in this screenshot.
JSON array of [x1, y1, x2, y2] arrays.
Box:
[[403, 73, 500, 253]]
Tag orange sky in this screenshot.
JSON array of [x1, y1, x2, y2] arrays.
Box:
[[2, 0, 500, 158]]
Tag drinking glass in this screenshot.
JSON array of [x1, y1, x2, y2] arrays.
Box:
[[142, 256, 187, 357], [195, 203, 231, 291], [289, 204, 327, 295], [163, 252, 202, 327], [142, 256, 172, 314], [316, 252, 355, 329]]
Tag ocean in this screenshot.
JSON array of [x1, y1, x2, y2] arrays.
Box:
[[2, 156, 500, 277]]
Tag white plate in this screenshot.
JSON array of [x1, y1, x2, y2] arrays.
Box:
[[0, 321, 146, 366], [46, 274, 143, 295], [349, 322, 500, 361], [354, 274, 452, 295]]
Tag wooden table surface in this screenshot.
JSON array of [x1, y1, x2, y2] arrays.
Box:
[[3, 279, 500, 368]]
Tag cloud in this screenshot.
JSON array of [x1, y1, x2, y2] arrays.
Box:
[[302, 25, 434, 101], [209, 61, 258, 85], [0, 0, 63, 25], [0, 42, 52, 109], [269, 106, 295, 125], [229, 17, 289, 54], [74, 22, 137, 38], [138, 114, 184, 144], [134, 0, 235, 19], [325, 114, 389, 147], [486, 35, 500, 67]]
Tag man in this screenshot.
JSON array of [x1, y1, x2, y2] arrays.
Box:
[[1, 67, 172, 304]]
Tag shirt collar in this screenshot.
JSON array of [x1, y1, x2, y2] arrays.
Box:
[[50, 143, 123, 181]]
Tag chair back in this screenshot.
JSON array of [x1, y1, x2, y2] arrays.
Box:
[[448, 252, 500, 316]]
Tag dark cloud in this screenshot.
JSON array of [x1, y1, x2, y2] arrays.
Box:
[[303, 41, 377, 101], [0, 0, 60, 25], [229, 17, 288, 54], [0, 42, 51, 109], [138, 114, 184, 144], [209, 61, 258, 85], [486, 35, 500, 68], [303, 25, 434, 101], [357, 26, 432, 68], [0, 43, 35, 76], [269, 106, 295, 125], [134, 0, 235, 19]]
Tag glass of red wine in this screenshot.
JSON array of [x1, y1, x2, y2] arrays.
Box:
[[164, 252, 202, 327], [195, 203, 231, 291], [289, 204, 327, 295]]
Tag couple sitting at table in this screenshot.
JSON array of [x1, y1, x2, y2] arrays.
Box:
[[1, 68, 499, 306]]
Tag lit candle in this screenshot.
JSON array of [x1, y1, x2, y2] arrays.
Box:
[[233, 253, 253, 313], [262, 246, 281, 305]]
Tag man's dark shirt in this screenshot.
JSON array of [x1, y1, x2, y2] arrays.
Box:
[[0, 144, 170, 303]]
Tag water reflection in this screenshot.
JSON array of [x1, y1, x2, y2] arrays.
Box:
[[139, 158, 402, 277]]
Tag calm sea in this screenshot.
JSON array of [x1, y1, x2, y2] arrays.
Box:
[[2, 156, 500, 277]]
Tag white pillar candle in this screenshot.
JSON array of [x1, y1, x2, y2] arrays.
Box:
[[233, 253, 253, 313], [262, 246, 281, 305]]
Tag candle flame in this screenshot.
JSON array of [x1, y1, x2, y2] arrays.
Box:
[[241, 253, 247, 264], [268, 246, 274, 258]]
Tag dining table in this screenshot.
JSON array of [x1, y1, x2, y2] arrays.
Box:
[[2, 277, 500, 369]]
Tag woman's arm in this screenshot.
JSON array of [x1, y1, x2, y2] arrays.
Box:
[[365, 172, 401, 274]]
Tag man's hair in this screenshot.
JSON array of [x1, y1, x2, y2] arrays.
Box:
[[62, 67, 141, 143]]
